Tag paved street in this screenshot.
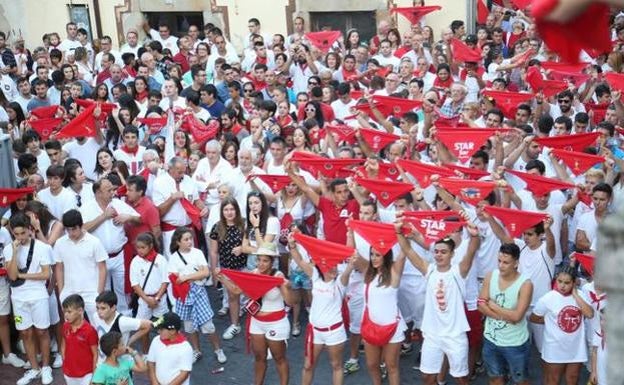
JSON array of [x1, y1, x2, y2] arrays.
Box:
[[1, 286, 589, 385]]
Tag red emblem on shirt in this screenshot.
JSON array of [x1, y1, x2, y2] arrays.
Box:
[[557, 305, 582, 334]]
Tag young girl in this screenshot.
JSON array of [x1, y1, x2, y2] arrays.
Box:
[[168, 227, 227, 364], [129, 232, 169, 321], [92, 331, 147, 385], [288, 233, 356, 385], [209, 197, 246, 339], [530, 266, 594, 385]]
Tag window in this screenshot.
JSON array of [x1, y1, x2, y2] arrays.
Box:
[[309, 12, 376, 45], [144, 12, 204, 37]]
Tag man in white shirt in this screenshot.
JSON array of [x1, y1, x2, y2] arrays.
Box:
[[54, 210, 107, 316], [193, 140, 233, 211], [94, 36, 123, 73], [120, 28, 140, 57], [143, 21, 179, 55], [223, 148, 270, 217], [62, 132, 104, 181], [152, 157, 208, 257], [331, 83, 357, 120], [14, 77, 33, 113], [159, 79, 187, 112], [373, 40, 400, 73], [80, 178, 141, 315], [243, 18, 272, 51], [37, 165, 77, 220], [113, 125, 146, 175], [4, 214, 54, 385], [206, 35, 239, 75], [57, 22, 82, 61]]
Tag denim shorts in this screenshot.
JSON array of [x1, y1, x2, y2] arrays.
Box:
[[482, 338, 530, 383], [289, 269, 312, 290]]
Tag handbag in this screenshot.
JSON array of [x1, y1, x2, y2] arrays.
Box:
[[9, 239, 35, 288], [360, 281, 400, 347], [129, 256, 156, 316]]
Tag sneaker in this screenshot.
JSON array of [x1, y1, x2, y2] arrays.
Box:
[[16, 369, 41, 385], [343, 360, 360, 374], [380, 363, 388, 379], [50, 339, 58, 353], [192, 350, 202, 364], [215, 349, 227, 364], [51, 353, 63, 369], [222, 324, 241, 340], [217, 307, 229, 316], [2, 353, 26, 368], [292, 323, 301, 337], [400, 342, 413, 356], [41, 366, 53, 385]]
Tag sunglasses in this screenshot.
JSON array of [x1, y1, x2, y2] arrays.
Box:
[[308, 81, 319, 86], [558, 99, 571, 103], [305, 108, 316, 112], [244, 89, 253, 93]]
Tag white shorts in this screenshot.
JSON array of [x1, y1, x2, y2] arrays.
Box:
[[184, 319, 215, 334], [398, 275, 426, 326], [420, 332, 469, 378], [48, 292, 60, 325], [12, 298, 51, 331], [311, 324, 347, 346], [347, 281, 364, 334], [64, 374, 92, 385], [0, 280, 10, 316], [136, 297, 169, 320], [249, 316, 290, 341]]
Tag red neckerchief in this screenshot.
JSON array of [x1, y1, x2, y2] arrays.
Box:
[[231, 123, 243, 135], [121, 145, 139, 156], [433, 76, 453, 89], [143, 249, 158, 262], [135, 90, 149, 103], [277, 114, 293, 128], [243, 99, 253, 111], [556, 288, 573, 297], [139, 167, 151, 180], [589, 291, 606, 310], [256, 55, 268, 66], [249, 76, 267, 91], [160, 333, 186, 346], [341, 67, 358, 82]]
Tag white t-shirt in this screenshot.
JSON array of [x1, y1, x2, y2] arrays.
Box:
[[0, 227, 11, 284], [37, 187, 78, 220], [167, 248, 207, 281], [192, 157, 233, 208], [148, 30, 179, 55], [152, 173, 199, 227], [53, 232, 108, 296], [421, 264, 470, 337], [247, 216, 280, 249], [147, 336, 193, 385], [517, 240, 554, 307], [63, 138, 102, 181], [80, 199, 138, 254], [130, 254, 169, 296], [58, 39, 82, 58], [309, 268, 346, 327], [3, 239, 51, 301], [91, 311, 141, 360], [576, 211, 598, 248], [113, 146, 146, 175], [330, 98, 357, 121], [533, 290, 589, 363]]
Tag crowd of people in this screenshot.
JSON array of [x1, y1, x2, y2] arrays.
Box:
[[0, 1, 620, 384]]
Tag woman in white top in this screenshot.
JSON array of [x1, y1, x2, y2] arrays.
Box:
[[530, 266, 594, 385], [288, 232, 356, 385], [242, 191, 280, 270], [63, 162, 95, 208]]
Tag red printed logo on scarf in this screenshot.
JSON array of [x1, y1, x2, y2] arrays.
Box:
[[557, 305, 582, 334], [279, 212, 294, 246]]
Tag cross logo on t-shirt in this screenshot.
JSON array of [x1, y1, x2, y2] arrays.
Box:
[[557, 305, 582, 333]]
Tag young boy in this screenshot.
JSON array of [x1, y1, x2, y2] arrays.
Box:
[[114, 126, 146, 175], [92, 331, 147, 385], [61, 294, 99, 385], [92, 291, 152, 361], [147, 312, 193, 385]]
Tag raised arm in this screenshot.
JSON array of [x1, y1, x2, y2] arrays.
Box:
[[459, 222, 481, 278], [286, 161, 320, 206], [287, 234, 314, 278], [394, 216, 429, 275]]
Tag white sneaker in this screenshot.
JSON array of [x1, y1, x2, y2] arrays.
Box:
[[51, 354, 63, 369], [1, 353, 26, 368], [215, 349, 227, 364], [192, 350, 202, 364], [16, 369, 41, 385], [222, 324, 241, 340], [217, 307, 229, 316], [41, 366, 53, 385], [50, 339, 58, 353]]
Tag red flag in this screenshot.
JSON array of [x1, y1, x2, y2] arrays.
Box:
[[375, 66, 392, 78], [506, 169, 575, 197], [248, 174, 292, 193], [484, 205, 548, 238], [550, 149, 605, 175], [482, 90, 534, 118], [511, 0, 532, 10], [397, 159, 455, 188], [443, 164, 490, 180], [402, 210, 465, 245], [578, 189, 593, 206], [548, 71, 590, 87], [526, 66, 567, 98], [184, 116, 219, 144], [450, 38, 482, 63], [583, 102, 609, 125], [55, 104, 98, 139], [533, 1, 611, 63], [326, 124, 357, 144], [179, 198, 202, 230], [477, 0, 489, 25], [30, 105, 60, 119], [349, 220, 398, 255], [137, 116, 168, 134], [290, 152, 364, 178], [305, 31, 341, 53], [540, 62, 590, 73], [353, 162, 401, 181], [28, 117, 63, 141], [533, 132, 600, 151], [220, 269, 285, 301], [604, 72, 624, 93], [168, 273, 190, 303], [74, 98, 116, 113], [354, 177, 414, 207], [0, 187, 35, 207], [359, 128, 401, 152], [438, 177, 497, 206], [573, 252, 595, 276], [435, 128, 496, 163], [293, 233, 355, 274], [391, 6, 442, 24], [371, 95, 423, 116], [434, 110, 462, 127]]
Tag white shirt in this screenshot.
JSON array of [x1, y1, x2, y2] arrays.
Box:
[[130, 254, 169, 296], [372, 54, 400, 73], [3, 239, 51, 301], [517, 240, 554, 307], [152, 173, 199, 227], [576, 211, 598, 248], [147, 335, 193, 385], [80, 199, 138, 253], [37, 187, 78, 220], [53, 232, 108, 295], [63, 138, 102, 181], [58, 39, 82, 58], [330, 98, 357, 121], [149, 30, 179, 55], [91, 311, 141, 360], [94, 50, 123, 72], [223, 166, 270, 216], [113, 146, 146, 175], [192, 157, 233, 208], [309, 268, 346, 327], [167, 248, 207, 286], [421, 264, 470, 337]]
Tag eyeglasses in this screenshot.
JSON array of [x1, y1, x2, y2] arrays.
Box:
[[244, 89, 253, 93], [308, 81, 319, 86], [558, 99, 571, 104]]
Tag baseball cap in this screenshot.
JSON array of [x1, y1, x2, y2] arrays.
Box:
[[156, 312, 181, 330]]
